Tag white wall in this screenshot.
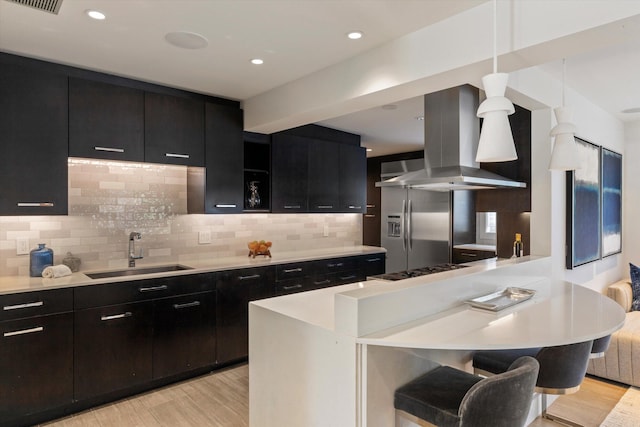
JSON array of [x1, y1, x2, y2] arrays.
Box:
[[623, 120, 640, 272]]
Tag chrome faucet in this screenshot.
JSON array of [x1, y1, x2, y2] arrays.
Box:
[[128, 232, 143, 267]]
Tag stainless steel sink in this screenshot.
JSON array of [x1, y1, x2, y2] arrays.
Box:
[[85, 264, 193, 280]]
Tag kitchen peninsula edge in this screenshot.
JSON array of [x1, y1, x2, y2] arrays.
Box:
[[248, 256, 625, 427]]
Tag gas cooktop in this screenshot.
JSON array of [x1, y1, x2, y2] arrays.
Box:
[[372, 263, 467, 281]]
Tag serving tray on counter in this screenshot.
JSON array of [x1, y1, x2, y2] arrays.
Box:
[[464, 287, 536, 312]]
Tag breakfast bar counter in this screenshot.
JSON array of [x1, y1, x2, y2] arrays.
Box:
[[249, 256, 625, 427]]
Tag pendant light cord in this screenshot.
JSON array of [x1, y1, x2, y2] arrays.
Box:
[[493, 0, 497, 74]]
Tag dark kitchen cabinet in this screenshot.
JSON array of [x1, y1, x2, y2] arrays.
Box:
[[74, 301, 154, 400], [452, 247, 496, 264], [69, 77, 145, 162], [153, 291, 216, 379], [339, 144, 366, 213], [308, 140, 340, 212], [216, 266, 275, 364], [243, 132, 271, 212], [271, 134, 309, 212], [0, 59, 68, 215], [144, 92, 204, 166], [358, 254, 386, 277], [0, 289, 73, 425]]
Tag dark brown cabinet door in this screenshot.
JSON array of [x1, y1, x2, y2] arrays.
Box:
[[203, 102, 244, 213], [153, 291, 216, 379], [0, 313, 73, 424], [308, 140, 339, 212], [69, 78, 144, 162], [145, 92, 205, 166], [216, 267, 275, 364], [74, 302, 153, 400], [0, 60, 68, 215], [271, 134, 309, 212], [339, 144, 366, 213]]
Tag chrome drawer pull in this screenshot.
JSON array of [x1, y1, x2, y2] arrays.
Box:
[[316, 205, 333, 209], [4, 326, 43, 337], [366, 258, 382, 262], [94, 146, 125, 153], [239, 274, 261, 281], [173, 301, 201, 310], [139, 285, 168, 293], [328, 263, 344, 268], [101, 312, 132, 321], [348, 205, 362, 209], [283, 205, 301, 209], [366, 204, 375, 208], [283, 268, 303, 274], [282, 284, 302, 290], [17, 202, 54, 207], [313, 279, 331, 286], [3, 301, 44, 311], [364, 214, 376, 218], [461, 253, 477, 257], [165, 153, 190, 159], [215, 204, 237, 208], [340, 275, 357, 281]]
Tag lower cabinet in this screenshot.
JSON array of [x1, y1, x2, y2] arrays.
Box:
[[216, 266, 275, 364], [0, 312, 73, 425], [153, 291, 216, 379], [74, 301, 154, 400]]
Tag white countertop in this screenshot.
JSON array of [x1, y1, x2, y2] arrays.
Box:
[[453, 244, 496, 252], [0, 245, 386, 295]]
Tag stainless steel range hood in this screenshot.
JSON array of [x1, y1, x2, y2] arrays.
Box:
[[376, 85, 526, 191]]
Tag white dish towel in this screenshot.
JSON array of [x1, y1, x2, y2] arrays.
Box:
[[42, 264, 72, 278]]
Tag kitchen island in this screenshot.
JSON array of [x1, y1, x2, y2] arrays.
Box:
[[249, 256, 625, 427]]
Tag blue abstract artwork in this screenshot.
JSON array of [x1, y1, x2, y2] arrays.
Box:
[[567, 138, 601, 269], [602, 148, 622, 257]]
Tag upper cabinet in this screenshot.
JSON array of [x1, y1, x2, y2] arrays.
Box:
[[307, 139, 340, 212], [144, 93, 204, 166], [339, 143, 366, 213], [69, 78, 144, 162], [0, 57, 68, 215], [271, 134, 309, 213]]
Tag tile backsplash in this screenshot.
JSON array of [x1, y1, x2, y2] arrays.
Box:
[[0, 159, 362, 277]]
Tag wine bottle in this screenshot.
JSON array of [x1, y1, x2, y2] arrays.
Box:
[[514, 233, 523, 258]]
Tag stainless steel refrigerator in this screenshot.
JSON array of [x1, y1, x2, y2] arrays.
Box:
[[381, 186, 451, 273]]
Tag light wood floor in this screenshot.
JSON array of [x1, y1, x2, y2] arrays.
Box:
[[41, 366, 626, 427]]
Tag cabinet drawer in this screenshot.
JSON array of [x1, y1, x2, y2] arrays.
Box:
[[359, 254, 385, 277], [276, 262, 315, 280], [313, 257, 358, 275], [275, 278, 309, 296], [0, 288, 73, 321], [75, 273, 215, 309], [452, 248, 496, 264]]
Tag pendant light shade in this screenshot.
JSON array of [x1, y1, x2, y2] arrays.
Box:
[[549, 59, 580, 171], [549, 106, 581, 170], [475, 0, 518, 163], [476, 73, 517, 162]]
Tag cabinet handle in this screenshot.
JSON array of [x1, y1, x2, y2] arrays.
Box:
[[3, 301, 44, 311], [94, 146, 125, 153], [282, 284, 303, 290], [283, 268, 303, 274], [316, 205, 333, 209], [165, 153, 190, 159], [348, 205, 362, 209], [339, 275, 357, 281], [461, 253, 477, 257], [17, 202, 54, 207], [313, 279, 331, 286], [327, 263, 344, 268], [364, 214, 376, 218], [4, 326, 44, 337], [366, 258, 382, 262], [215, 204, 237, 208], [366, 204, 376, 208], [283, 205, 301, 209], [139, 285, 168, 293], [101, 312, 132, 321], [173, 301, 201, 310], [239, 274, 261, 281]]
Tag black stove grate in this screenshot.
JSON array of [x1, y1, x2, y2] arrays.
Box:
[[373, 263, 467, 281]]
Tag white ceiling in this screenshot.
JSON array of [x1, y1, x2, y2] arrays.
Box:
[[1, 0, 639, 158]]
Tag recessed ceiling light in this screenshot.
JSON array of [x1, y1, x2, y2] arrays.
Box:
[[165, 31, 209, 49], [347, 31, 363, 40], [382, 104, 397, 110], [622, 107, 640, 114], [251, 58, 264, 65], [85, 9, 106, 20]]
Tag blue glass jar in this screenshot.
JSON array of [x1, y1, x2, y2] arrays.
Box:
[[30, 243, 53, 277]]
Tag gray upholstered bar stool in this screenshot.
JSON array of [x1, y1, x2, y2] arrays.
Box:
[[394, 356, 539, 427], [590, 335, 611, 359], [472, 340, 593, 427]]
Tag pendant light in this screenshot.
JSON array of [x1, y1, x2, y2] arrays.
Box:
[[549, 59, 581, 170], [475, 0, 517, 163]]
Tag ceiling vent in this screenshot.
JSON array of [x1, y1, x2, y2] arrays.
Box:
[[5, 0, 63, 14]]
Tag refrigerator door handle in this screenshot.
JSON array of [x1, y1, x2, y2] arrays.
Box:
[[402, 199, 407, 251], [408, 199, 413, 251]]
